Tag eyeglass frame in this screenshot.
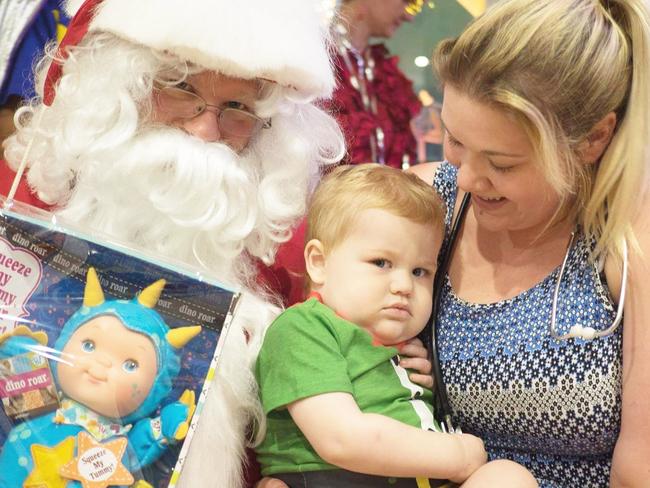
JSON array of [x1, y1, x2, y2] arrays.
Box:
[[152, 83, 272, 138]]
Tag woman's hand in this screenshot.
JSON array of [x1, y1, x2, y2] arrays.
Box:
[[397, 338, 433, 389], [254, 478, 288, 488]]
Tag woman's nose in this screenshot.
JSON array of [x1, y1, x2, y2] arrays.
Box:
[[181, 110, 222, 143], [456, 154, 491, 194]]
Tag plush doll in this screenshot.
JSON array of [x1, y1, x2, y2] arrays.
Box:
[[0, 268, 200, 487]]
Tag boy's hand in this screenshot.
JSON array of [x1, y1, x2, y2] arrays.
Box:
[[449, 433, 487, 483], [397, 338, 433, 389]]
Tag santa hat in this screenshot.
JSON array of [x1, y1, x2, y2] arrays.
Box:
[[44, 0, 334, 105]]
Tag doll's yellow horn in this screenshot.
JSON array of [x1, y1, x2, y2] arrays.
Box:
[[166, 326, 202, 349], [137, 279, 166, 309], [83, 267, 105, 307]]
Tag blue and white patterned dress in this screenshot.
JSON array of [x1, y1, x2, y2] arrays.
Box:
[[433, 163, 622, 488]]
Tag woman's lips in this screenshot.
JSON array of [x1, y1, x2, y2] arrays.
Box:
[[473, 194, 507, 211]]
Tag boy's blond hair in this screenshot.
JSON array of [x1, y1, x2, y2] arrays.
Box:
[[433, 0, 650, 259], [307, 164, 445, 254]]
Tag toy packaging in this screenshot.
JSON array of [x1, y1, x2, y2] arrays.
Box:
[[0, 199, 239, 488]]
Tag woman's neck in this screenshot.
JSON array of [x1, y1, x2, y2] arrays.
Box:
[[470, 211, 576, 266]]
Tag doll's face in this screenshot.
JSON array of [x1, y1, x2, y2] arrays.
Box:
[[57, 315, 158, 419]]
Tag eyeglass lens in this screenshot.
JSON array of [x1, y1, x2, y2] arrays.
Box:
[[156, 87, 264, 137]]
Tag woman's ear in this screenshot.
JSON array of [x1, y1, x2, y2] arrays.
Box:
[[305, 239, 327, 286], [578, 112, 617, 164]]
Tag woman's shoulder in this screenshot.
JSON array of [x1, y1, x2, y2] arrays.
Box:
[[407, 161, 447, 185]]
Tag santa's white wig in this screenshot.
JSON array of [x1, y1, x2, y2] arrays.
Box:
[[5, 32, 344, 283]]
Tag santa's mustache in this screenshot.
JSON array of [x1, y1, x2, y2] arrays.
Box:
[[77, 127, 259, 236], [55, 127, 262, 276]]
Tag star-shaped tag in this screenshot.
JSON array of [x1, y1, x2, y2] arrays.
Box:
[[59, 431, 134, 488], [24, 437, 76, 488]]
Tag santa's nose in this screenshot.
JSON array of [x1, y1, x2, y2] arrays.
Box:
[[182, 110, 222, 143]]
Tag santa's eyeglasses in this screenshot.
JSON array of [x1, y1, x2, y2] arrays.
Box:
[[153, 85, 272, 138]]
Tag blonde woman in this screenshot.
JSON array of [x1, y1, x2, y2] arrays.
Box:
[[411, 0, 650, 486]]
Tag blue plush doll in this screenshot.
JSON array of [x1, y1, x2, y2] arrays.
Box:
[[0, 268, 200, 487]]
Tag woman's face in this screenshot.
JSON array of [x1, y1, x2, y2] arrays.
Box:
[[441, 84, 563, 237], [151, 70, 264, 152], [365, 0, 414, 39]]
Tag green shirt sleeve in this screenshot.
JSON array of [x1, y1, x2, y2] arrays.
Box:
[[256, 301, 354, 414]]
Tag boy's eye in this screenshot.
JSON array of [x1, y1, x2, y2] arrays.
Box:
[[412, 268, 430, 278], [81, 340, 95, 353], [371, 259, 390, 268], [122, 359, 139, 373]]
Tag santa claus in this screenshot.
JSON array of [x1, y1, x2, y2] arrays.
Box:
[[1, 0, 343, 486]]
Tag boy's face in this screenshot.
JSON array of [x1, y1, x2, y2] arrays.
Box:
[[308, 208, 441, 345]]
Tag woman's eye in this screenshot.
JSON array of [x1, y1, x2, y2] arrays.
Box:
[[371, 259, 390, 268], [489, 161, 514, 173], [122, 359, 139, 373], [81, 340, 95, 353], [446, 133, 462, 147]]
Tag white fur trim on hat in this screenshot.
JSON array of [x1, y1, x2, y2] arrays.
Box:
[[65, 0, 335, 99]]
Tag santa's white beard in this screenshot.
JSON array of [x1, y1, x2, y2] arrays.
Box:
[[58, 127, 261, 283], [56, 127, 280, 488]]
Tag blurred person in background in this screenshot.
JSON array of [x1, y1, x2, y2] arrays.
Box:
[[328, 0, 422, 169]]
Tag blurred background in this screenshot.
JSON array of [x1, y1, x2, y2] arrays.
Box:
[[384, 0, 495, 162]]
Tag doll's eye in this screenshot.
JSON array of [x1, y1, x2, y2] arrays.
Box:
[[81, 340, 95, 353], [122, 359, 139, 373]]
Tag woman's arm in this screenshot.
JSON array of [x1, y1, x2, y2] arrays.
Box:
[[288, 391, 486, 483], [609, 203, 650, 486]]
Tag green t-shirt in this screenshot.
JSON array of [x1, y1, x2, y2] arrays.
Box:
[[255, 298, 438, 476]]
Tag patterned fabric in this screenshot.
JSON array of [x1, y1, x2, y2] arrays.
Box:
[[432, 162, 622, 488]]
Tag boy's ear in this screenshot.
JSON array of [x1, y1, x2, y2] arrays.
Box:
[[305, 239, 327, 286], [577, 111, 617, 164]]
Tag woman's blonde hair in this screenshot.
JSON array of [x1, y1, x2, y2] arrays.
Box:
[[433, 0, 650, 259], [307, 164, 445, 254]]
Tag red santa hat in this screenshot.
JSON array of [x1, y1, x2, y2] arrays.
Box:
[[44, 0, 334, 105]]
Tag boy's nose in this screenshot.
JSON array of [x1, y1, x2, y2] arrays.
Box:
[[390, 271, 413, 295]]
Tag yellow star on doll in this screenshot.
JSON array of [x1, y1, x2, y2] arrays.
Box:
[[24, 436, 76, 488], [59, 431, 134, 488]]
